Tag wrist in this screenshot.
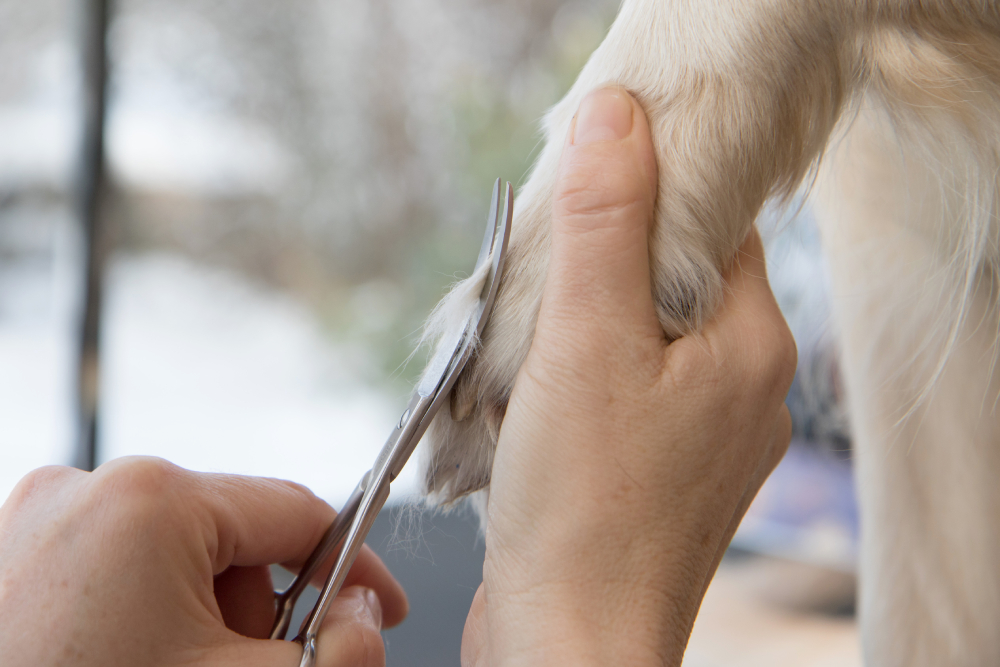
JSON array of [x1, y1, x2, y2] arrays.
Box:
[[480, 538, 702, 667]]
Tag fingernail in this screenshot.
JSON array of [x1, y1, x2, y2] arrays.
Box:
[[572, 87, 634, 145], [363, 588, 383, 630]]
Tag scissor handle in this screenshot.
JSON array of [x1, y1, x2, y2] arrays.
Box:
[[293, 387, 434, 644], [269, 474, 368, 640], [296, 479, 391, 666]]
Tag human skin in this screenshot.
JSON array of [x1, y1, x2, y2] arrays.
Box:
[[0, 88, 794, 667], [0, 459, 408, 667], [460, 88, 796, 666]]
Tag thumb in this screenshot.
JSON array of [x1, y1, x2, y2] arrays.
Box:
[[542, 86, 659, 334], [209, 587, 385, 667]]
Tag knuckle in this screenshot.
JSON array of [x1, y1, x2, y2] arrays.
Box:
[[280, 478, 320, 505], [93, 456, 186, 511], [5, 466, 77, 509], [738, 310, 797, 398], [273, 478, 330, 543], [265, 476, 327, 518], [665, 335, 729, 398], [762, 320, 798, 393], [554, 155, 651, 224]]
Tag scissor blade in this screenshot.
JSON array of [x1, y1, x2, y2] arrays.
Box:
[[415, 312, 471, 398], [415, 180, 504, 400], [400, 182, 513, 468], [475, 178, 502, 270], [475, 181, 513, 337]]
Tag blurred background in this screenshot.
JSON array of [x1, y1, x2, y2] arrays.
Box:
[[0, 0, 860, 664]]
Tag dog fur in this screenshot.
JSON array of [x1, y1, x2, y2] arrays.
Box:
[[418, 2, 1000, 664]]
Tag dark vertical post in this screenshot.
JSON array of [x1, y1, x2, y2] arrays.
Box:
[[74, 0, 110, 471]]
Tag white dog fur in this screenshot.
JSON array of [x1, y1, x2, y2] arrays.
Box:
[[418, 2, 1000, 664]]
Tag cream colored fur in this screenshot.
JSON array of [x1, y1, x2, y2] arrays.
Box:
[[418, 2, 1000, 664]]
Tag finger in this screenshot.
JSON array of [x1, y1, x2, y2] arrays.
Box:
[[341, 545, 409, 628], [206, 587, 384, 667], [313, 586, 385, 667], [285, 543, 408, 629], [214, 565, 275, 639], [688, 229, 797, 399], [184, 471, 408, 627], [193, 473, 333, 570], [461, 584, 489, 667], [540, 86, 661, 338], [214, 555, 410, 638], [702, 229, 794, 364]]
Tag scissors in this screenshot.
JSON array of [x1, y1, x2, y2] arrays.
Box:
[[269, 178, 513, 667]]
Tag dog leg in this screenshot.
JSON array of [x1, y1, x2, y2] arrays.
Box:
[[419, 0, 851, 504], [815, 106, 1000, 667]]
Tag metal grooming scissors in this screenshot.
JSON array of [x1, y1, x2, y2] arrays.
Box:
[[269, 179, 513, 667]]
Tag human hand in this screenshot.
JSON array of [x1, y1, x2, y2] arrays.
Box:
[[0, 457, 408, 667], [462, 88, 796, 666]]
